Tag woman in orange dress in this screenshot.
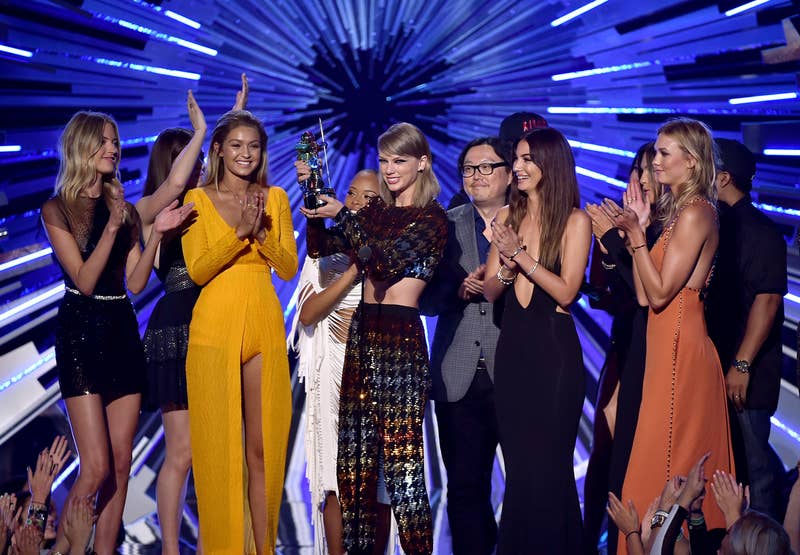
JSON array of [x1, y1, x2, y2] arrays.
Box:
[[610, 118, 734, 553]]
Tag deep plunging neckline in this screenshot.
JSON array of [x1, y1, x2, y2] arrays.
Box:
[[200, 186, 267, 229]]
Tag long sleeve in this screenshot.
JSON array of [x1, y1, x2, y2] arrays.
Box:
[[419, 218, 468, 316], [334, 199, 447, 283], [182, 188, 248, 286], [306, 218, 349, 259], [255, 186, 298, 280]]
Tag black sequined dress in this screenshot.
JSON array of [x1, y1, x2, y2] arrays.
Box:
[[309, 198, 447, 555], [143, 233, 200, 411], [43, 195, 146, 400]]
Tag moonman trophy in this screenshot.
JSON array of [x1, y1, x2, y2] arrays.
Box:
[[295, 126, 335, 209]]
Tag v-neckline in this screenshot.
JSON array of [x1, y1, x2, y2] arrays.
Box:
[[200, 186, 268, 229]]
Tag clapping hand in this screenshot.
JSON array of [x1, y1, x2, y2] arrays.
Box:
[[232, 73, 249, 111], [459, 264, 486, 300], [28, 435, 71, 504], [107, 186, 128, 232], [10, 524, 43, 555], [585, 202, 618, 249], [153, 200, 195, 234], [711, 470, 745, 528], [607, 492, 641, 538], [187, 90, 207, 133], [235, 193, 264, 240], [658, 475, 686, 512], [490, 219, 522, 269], [624, 173, 651, 228], [62, 496, 96, 554]]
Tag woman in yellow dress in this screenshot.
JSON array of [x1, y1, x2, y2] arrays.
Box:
[[182, 110, 298, 554]]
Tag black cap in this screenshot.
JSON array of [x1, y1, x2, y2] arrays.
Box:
[[715, 138, 756, 193], [499, 112, 548, 141]]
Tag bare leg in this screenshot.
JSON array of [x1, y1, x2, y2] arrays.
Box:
[[323, 492, 345, 555], [55, 395, 111, 548], [373, 503, 391, 555], [157, 408, 191, 555], [242, 354, 267, 554], [94, 394, 141, 555]]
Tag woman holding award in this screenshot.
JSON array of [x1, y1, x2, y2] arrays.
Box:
[[182, 109, 298, 554], [304, 122, 447, 555]]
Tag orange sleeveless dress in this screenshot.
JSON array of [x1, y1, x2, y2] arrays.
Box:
[[618, 199, 734, 553]]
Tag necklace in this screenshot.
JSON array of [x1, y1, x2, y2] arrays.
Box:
[[220, 185, 245, 205]]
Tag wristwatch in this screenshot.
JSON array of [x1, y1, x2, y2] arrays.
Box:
[[650, 510, 669, 529], [732, 359, 751, 374]]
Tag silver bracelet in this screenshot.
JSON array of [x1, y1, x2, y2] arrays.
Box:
[[526, 259, 539, 278], [496, 265, 516, 286]]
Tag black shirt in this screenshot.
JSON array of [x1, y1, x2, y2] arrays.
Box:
[[705, 197, 787, 412]]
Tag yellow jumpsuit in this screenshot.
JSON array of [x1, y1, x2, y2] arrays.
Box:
[[182, 186, 298, 554]]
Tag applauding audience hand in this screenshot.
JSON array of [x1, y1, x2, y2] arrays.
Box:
[[711, 469, 744, 529]]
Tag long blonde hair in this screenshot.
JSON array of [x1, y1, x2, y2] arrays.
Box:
[[204, 110, 269, 190], [55, 111, 123, 206], [506, 127, 580, 272], [655, 118, 716, 227], [377, 122, 440, 208]]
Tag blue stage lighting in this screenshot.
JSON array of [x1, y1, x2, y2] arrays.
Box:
[[0, 44, 33, 58], [0, 145, 22, 153], [763, 148, 800, 156], [725, 0, 775, 17], [164, 10, 201, 29], [729, 92, 798, 105], [551, 61, 654, 81], [550, 0, 609, 27]]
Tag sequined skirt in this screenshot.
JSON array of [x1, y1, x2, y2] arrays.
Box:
[[55, 290, 146, 400], [142, 265, 200, 411], [337, 302, 433, 555]]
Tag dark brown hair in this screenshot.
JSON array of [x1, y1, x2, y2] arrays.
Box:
[[505, 127, 579, 271]]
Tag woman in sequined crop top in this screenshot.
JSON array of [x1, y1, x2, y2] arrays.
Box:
[[304, 122, 447, 555], [41, 111, 193, 555]]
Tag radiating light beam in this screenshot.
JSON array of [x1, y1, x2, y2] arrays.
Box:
[[575, 166, 627, 188], [0, 283, 64, 325], [0, 44, 33, 58], [763, 149, 800, 156], [550, 0, 609, 27], [164, 10, 201, 29], [725, 0, 774, 17], [568, 140, 636, 158], [551, 61, 653, 81], [0, 145, 22, 153], [728, 92, 797, 105]]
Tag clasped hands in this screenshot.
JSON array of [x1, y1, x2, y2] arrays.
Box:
[[490, 219, 523, 269], [236, 191, 268, 242], [585, 175, 651, 246]]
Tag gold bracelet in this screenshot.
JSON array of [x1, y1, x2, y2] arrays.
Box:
[[496, 265, 516, 286], [631, 243, 647, 252]]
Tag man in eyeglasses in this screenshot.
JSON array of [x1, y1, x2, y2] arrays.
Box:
[[421, 136, 514, 555]]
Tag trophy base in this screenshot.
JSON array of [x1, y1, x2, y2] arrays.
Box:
[[303, 188, 336, 210]]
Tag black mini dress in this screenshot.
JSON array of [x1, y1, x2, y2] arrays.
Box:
[[43, 195, 146, 400]]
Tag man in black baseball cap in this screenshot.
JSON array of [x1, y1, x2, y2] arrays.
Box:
[[706, 138, 787, 520]]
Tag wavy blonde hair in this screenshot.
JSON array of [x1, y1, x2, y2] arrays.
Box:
[[378, 122, 440, 208], [655, 118, 716, 227], [204, 110, 269, 190], [55, 111, 122, 207]]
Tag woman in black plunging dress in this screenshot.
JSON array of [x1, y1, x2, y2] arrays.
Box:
[[484, 127, 591, 554]]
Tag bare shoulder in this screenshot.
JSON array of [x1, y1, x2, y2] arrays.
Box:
[[676, 202, 714, 230], [567, 207, 591, 231]]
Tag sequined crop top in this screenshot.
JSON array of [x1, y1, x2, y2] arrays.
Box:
[[307, 197, 447, 283]]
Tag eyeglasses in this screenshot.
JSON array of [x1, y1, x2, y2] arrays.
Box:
[[461, 162, 509, 178]]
